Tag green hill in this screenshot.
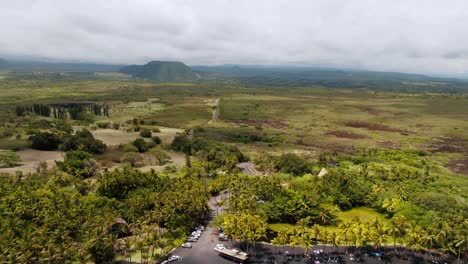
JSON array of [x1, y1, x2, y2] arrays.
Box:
[[120, 61, 197, 81]]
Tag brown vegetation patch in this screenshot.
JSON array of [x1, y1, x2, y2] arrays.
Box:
[[377, 141, 402, 149], [230, 119, 288, 129], [447, 158, 468, 176], [324, 131, 369, 139], [429, 136, 468, 154], [345, 121, 409, 133]]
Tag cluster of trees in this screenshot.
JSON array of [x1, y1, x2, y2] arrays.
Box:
[[29, 129, 106, 154], [119, 136, 167, 167], [15, 103, 110, 120], [254, 152, 313, 175], [0, 166, 209, 263], [171, 132, 246, 172], [210, 149, 467, 259], [16, 104, 51, 117]]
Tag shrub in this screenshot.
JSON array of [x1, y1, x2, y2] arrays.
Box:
[[275, 153, 312, 176], [152, 127, 161, 133], [60, 129, 107, 154], [140, 129, 152, 138], [120, 152, 143, 167], [96, 122, 110, 129], [56, 150, 99, 178], [123, 144, 139, 152], [151, 136, 162, 145], [0, 152, 21, 167], [132, 138, 148, 153], [30, 132, 60, 150]]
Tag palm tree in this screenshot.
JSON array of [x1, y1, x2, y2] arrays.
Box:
[[387, 217, 403, 253], [454, 235, 467, 263], [328, 231, 341, 255], [338, 222, 352, 250], [310, 224, 321, 247]]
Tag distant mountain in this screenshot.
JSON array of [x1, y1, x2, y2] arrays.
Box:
[[191, 65, 468, 93], [0, 58, 122, 72], [120, 61, 197, 81]]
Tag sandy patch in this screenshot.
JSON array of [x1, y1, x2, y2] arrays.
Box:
[[0, 149, 64, 175], [93, 129, 140, 146], [93, 127, 182, 146]]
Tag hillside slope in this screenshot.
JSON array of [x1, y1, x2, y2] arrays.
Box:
[[120, 61, 197, 81]]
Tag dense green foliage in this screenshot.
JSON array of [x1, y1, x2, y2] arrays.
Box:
[[29, 132, 60, 150], [0, 168, 209, 263], [29, 129, 106, 154]]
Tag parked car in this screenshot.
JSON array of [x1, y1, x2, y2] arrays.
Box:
[[167, 255, 181, 262], [214, 244, 226, 251], [218, 233, 228, 241], [187, 237, 198, 242], [181, 242, 192, 248]]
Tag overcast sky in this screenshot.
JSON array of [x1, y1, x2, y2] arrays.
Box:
[[1, 0, 468, 76]]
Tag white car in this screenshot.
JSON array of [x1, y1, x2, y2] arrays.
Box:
[[218, 233, 228, 241], [167, 255, 181, 262], [214, 245, 227, 251], [187, 237, 197, 242], [181, 242, 192, 248]]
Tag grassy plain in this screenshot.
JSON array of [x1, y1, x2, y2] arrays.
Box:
[[0, 77, 467, 177]]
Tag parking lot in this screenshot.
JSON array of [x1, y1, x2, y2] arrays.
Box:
[[166, 191, 456, 264]]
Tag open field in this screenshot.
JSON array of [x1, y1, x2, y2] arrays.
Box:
[[1, 79, 467, 174], [0, 149, 63, 174]]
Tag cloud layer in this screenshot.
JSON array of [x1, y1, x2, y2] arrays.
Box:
[[1, 0, 468, 76]]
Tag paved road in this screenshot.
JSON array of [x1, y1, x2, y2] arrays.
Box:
[[173, 192, 235, 264]]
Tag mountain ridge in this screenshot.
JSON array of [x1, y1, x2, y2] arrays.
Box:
[[119, 61, 197, 81]]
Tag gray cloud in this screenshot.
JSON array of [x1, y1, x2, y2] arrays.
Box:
[[1, 0, 468, 76]]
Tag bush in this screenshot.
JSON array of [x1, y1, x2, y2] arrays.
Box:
[[152, 127, 161, 133], [275, 153, 312, 176], [151, 136, 162, 145], [25, 127, 40, 135], [30, 132, 60, 150], [121, 152, 143, 167], [123, 144, 139, 152], [132, 138, 148, 153], [140, 129, 152, 138], [0, 152, 21, 167], [60, 129, 107, 154], [0, 127, 15, 138], [54, 120, 73, 133], [56, 150, 99, 178], [96, 122, 110, 129], [163, 165, 177, 173]]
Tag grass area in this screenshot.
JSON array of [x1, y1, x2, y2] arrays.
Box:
[[335, 207, 388, 223], [268, 207, 388, 234], [1, 78, 467, 176]]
